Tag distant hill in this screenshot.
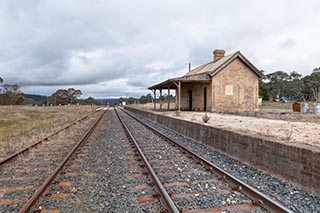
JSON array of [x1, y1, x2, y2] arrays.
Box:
[[96, 98, 119, 105], [25, 94, 47, 103], [24, 94, 118, 105]]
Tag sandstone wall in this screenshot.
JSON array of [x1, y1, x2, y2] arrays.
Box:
[[212, 58, 259, 113]]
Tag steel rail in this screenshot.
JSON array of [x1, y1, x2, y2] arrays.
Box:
[[119, 107, 293, 213], [18, 110, 107, 213], [0, 114, 91, 166], [114, 108, 179, 213]]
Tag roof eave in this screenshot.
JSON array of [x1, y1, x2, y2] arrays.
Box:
[[148, 78, 178, 90], [148, 74, 211, 90], [237, 53, 263, 78]]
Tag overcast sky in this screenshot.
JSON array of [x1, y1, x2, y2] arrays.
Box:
[[0, 0, 320, 98]]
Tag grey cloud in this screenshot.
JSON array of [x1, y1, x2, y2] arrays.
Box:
[[280, 38, 296, 48], [1, 0, 320, 97]]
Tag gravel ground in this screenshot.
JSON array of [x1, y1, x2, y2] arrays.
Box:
[[125, 108, 320, 213], [37, 109, 163, 212], [132, 105, 320, 148], [118, 109, 268, 212]]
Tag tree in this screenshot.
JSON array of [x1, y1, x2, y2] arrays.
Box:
[[165, 94, 175, 101], [258, 70, 269, 100], [286, 79, 304, 101], [285, 71, 304, 101], [265, 71, 289, 100], [303, 72, 320, 102], [76, 97, 100, 105], [15, 94, 25, 105], [67, 88, 82, 104], [49, 89, 68, 105], [313, 67, 320, 73], [159, 95, 165, 102], [145, 93, 153, 102], [139, 93, 153, 104], [85, 97, 96, 105], [289, 71, 302, 81], [0, 77, 3, 93], [48, 88, 82, 105], [0, 84, 25, 105], [259, 80, 270, 100], [127, 97, 135, 104], [139, 95, 147, 104], [22, 97, 37, 105]]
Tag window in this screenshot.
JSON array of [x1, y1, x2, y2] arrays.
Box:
[[225, 85, 233, 95]]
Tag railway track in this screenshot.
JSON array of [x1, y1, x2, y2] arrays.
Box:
[[115, 107, 292, 213], [0, 109, 106, 212], [32, 108, 166, 212]]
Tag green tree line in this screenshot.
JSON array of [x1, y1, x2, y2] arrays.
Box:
[[0, 77, 99, 105], [118, 93, 175, 105], [260, 70, 320, 102]]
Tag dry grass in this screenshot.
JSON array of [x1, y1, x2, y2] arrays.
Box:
[[259, 102, 320, 123], [260, 101, 294, 110], [0, 105, 97, 157], [260, 101, 317, 110]]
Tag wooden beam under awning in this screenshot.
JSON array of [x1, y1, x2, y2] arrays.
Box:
[[148, 79, 210, 90]]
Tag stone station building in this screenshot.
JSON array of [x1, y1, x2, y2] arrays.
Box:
[[149, 49, 262, 113]]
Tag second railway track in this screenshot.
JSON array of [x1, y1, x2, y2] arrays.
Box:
[[0, 109, 101, 165], [115, 107, 292, 213], [0, 109, 106, 212]]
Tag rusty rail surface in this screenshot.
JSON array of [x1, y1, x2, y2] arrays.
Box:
[[114, 108, 179, 213], [0, 111, 101, 166], [119, 107, 293, 213], [18, 110, 107, 213]]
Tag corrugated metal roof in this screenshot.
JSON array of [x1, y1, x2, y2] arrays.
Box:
[[185, 52, 236, 76]]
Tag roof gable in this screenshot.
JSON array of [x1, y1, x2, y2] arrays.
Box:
[[184, 51, 262, 78]]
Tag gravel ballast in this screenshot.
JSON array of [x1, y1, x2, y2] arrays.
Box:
[[125, 108, 320, 213], [37, 109, 163, 212], [118, 109, 269, 212]]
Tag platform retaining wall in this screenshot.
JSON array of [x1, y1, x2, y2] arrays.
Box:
[[126, 107, 320, 193]]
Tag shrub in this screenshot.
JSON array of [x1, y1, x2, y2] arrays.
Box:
[[202, 113, 210, 123]]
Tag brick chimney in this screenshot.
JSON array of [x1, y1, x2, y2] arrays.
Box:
[[213, 49, 225, 61]]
